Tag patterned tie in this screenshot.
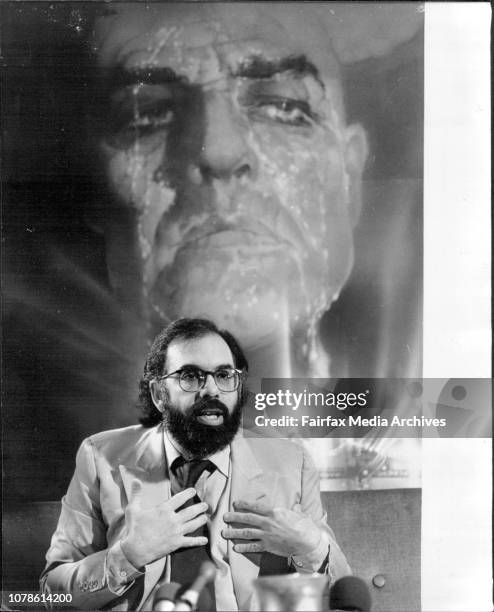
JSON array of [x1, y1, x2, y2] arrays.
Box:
[[170, 457, 216, 611]]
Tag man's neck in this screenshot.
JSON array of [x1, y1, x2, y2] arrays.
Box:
[[166, 430, 195, 461], [164, 429, 231, 478], [164, 428, 232, 462]]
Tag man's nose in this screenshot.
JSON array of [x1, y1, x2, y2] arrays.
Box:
[[199, 372, 220, 397], [192, 91, 258, 182]]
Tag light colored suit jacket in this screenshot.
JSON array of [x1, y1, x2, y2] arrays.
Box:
[[41, 425, 350, 610]]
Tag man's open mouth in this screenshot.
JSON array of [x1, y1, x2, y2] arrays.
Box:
[[194, 407, 226, 426]]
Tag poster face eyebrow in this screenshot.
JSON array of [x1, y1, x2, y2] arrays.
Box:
[[231, 55, 322, 82], [105, 54, 322, 88], [105, 66, 188, 88]]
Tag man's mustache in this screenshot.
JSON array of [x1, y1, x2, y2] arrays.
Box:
[[189, 398, 230, 418]]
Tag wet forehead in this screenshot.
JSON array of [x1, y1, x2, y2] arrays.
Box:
[[94, 2, 340, 81]]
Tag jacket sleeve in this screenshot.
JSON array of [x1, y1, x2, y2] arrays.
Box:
[[290, 444, 351, 581], [40, 438, 144, 610]]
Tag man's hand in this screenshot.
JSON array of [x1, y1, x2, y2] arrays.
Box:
[[222, 500, 321, 557], [120, 482, 208, 569]]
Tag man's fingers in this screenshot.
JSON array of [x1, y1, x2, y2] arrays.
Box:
[[177, 501, 208, 522], [169, 488, 197, 509], [223, 511, 265, 527], [181, 513, 208, 535], [222, 527, 263, 540], [233, 542, 264, 553], [181, 535, 208, 548], [232, 499, 272, 515]]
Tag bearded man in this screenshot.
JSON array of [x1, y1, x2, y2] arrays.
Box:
[[41, 318, 349, 610]]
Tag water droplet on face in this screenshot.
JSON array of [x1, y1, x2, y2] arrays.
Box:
[[98, 7, 355, 378]]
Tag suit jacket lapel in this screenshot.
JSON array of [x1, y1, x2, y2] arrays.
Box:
[[118, 426, 171, 610], [229, 437, 275, 611]]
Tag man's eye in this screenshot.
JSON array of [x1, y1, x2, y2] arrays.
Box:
[[108, 105, 176, 147], [127, 109, 175, 134], [215, 369, 234, 381], [250, 98, 316, 127], [180, 369, 200, 382]]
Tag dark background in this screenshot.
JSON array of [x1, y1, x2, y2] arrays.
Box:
[[2, 3, 423, 503]]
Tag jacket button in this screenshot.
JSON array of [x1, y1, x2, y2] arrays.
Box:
[[373, 574, 386, 588]]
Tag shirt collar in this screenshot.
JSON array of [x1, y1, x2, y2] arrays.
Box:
[[163, 428, 230, 477]]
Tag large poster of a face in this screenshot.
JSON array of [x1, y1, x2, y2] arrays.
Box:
[[3, 2, 423, 500]]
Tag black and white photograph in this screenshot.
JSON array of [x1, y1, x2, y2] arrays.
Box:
[[1, 2, 491, 611]]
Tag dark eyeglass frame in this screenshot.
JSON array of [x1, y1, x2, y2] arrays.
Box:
[[157, 367, 243, 393]]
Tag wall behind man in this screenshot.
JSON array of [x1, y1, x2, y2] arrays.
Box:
[[2, 3, 423, 502]]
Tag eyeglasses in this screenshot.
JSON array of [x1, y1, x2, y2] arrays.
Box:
[[158, 367, 243, 393]]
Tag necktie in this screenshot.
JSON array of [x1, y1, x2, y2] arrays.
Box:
[[170, 457, 216, 611], [173, 458, 216, 500]]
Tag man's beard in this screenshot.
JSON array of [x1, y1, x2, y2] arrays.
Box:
[[162, 396, 243, 458]]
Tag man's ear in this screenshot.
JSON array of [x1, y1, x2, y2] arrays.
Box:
[[344, 124, 368, 226], [149, 380, 164, 412]]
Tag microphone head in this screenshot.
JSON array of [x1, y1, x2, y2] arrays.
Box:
[[174, 584, 214, 612], [196, 587, 214, 612], [153, 581, 181, 611], [199, 561, 217, 583], [329, 576, 372, 611]]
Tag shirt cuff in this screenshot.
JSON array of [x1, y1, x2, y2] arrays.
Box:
[[290, 532, 330, 573], [105, 541, 145, 595]]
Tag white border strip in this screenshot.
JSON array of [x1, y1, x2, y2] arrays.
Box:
[[422, 3, 492, 611], [423, 2, 491, 379]]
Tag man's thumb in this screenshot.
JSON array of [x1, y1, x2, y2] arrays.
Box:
[[129, 480, 143, 505]]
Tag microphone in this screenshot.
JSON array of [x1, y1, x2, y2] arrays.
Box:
[[153, 582, 182, 611], [173, 561, 217, 611], [329, 576, 372, 611]]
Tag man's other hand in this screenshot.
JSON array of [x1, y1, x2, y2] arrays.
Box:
[[120, 482, 208, 569], [222, 500, 321, 557]]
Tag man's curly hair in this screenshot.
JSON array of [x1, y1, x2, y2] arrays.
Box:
[[138, 318, 249, 427]]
